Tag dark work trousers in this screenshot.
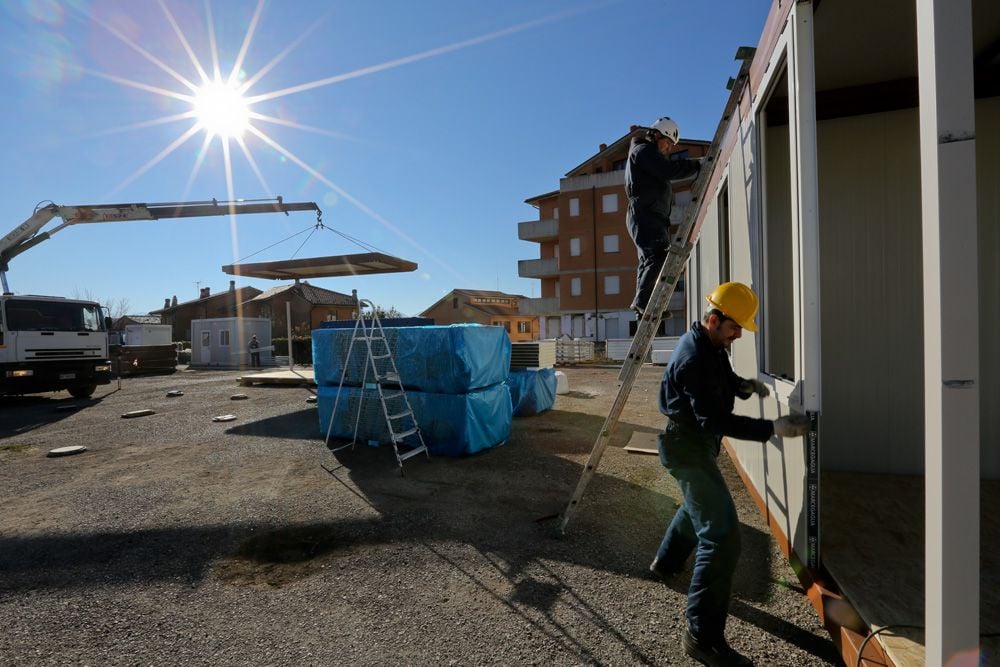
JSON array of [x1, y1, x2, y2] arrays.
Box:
[[656, 420, 741, 643], [627, 212, 669, 312]]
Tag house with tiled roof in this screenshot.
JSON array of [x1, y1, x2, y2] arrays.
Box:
[[242, 279, 358, 336], [419, 289, 537, 342], [150, 280, 263, 342]]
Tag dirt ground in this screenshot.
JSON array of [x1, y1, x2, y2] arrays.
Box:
[[0, 365, 839, 666]]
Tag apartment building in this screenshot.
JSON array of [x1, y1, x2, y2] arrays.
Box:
[[517, 128, 709, 341]]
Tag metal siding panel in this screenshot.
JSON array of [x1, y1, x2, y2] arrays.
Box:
[[818, 108, 924, 474]]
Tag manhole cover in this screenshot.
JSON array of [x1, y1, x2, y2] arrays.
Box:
[[213, 414, 237, 422], [230, 394, 249, 400], [121, 409, 155, 419], [166, 390, 184, 397], [48, 446, 87, 457], [306, 396, 317, 403]]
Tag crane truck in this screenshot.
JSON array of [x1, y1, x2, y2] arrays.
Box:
[[0, 197, 320, 398]]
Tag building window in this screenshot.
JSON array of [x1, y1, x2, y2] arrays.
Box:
[[718, 182, 731, 284], [612, 158, 626, 171], [326, 312, 337, 321], [570, 277, 582, 296], [604, 275, 620, 295], [553, 208, 559, 220], [757, 60, 796, 380], [452, 297, 458, 308], [570, 237, 581, 257], [492, 320, 511, 333], [569, 197, 580, 217], [517, 321, 531, 334], [219, 329, 230, 346], [602, 193, 618, 213], [201, 331, 210, 347], [603, 234, 619, 253]]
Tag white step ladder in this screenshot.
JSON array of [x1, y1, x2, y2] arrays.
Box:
[[323, 299, 429, 472]]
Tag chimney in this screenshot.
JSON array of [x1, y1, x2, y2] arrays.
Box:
[[630, 125, 639, 132], [200, 287, 210, 299], [171, 295, 178, 307], [164, 298, 170, 309], [599, 143, 607, 152], [229, 280, 235, 292]]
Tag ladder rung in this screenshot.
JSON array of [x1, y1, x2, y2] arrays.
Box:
[[379, 372, 400, 383], [372, 353, 391, 360], [382, 391, 403, 400], [392, 427, 418, 441], [398, 446, 426, 461], [388, 410, 412, 420]]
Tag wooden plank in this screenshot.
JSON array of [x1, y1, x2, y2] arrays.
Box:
[[624, 431, 659, 455]]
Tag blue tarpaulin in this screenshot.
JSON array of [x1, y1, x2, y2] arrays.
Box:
[[312, 324, 511, 394], [317, 382, 512, 457], [507, 368, 557, 417]]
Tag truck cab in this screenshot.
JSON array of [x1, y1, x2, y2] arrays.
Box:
[[0, 294, 112, 398]]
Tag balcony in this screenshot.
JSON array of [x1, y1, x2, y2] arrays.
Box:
[[518, 257, 559, 278], [519, 297, 560, 315], [518, 218, 559, 242]]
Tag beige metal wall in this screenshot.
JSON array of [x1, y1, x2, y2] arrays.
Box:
[[817, 99, 999, 477], [816, 108, 925, 473]]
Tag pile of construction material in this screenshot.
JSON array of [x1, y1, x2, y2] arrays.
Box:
[[312, 324, 513, 456]]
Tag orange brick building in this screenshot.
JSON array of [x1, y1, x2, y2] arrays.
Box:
[[420, 289, 537, 342], [517, 127, 708, 340]]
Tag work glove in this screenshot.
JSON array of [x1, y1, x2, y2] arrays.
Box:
[[740, 378, 770, 398], [773, 414, 810, 438]]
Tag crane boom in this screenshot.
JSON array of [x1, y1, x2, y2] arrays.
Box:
[[0, 197, 321, 279]]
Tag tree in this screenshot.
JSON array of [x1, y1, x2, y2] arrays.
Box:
[[71, 289, 131, 321], [373, 305, 404, 319]]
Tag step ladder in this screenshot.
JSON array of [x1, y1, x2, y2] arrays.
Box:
[[558, 109, 740, 533], [323, 299, 429, 472]]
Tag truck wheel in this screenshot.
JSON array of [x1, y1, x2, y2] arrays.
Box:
[[68, 385, 96, 399]]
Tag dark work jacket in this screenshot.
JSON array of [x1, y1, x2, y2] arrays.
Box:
[[659, 322, 774, 444], [625, 137, 700, 245]]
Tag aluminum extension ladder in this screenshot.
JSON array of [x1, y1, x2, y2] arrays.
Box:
[[558, 143, 726, 535], [323, 299, 429, 472]]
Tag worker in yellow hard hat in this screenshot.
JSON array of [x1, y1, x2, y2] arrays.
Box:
[[650, 281, 809, 667]]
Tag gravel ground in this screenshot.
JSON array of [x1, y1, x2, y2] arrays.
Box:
[[0, 365, 839, 666]]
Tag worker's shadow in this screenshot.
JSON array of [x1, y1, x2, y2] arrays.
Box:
[[0, 394, 106, 437]]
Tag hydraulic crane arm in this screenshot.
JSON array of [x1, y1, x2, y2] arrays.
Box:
[[0, 197, 321, 275]]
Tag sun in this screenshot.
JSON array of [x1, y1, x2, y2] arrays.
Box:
[[192, 78, 250, 139]]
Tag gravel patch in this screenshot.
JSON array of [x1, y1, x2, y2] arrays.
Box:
[[0, 366, 838, 666]]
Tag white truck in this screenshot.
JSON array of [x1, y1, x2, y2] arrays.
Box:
[[0, 198, 320, 398]]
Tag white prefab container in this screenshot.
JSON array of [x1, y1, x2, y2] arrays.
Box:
[[190, 317, 271, 367], [123, 324, 171, 346]]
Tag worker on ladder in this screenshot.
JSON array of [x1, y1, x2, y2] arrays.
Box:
[[626, 116, 701, 318], [650, 282, 809, 667]]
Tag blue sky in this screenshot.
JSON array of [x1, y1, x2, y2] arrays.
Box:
[[0, 0, 769, 318]]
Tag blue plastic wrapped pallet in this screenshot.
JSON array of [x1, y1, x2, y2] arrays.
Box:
[[507, 368, 557, 417], [312, 324, 511, 394], [317, 383, 512, 457]]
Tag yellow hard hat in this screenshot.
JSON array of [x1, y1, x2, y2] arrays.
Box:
[[705, 282, 759, 332]]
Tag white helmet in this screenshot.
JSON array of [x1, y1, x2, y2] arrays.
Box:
[[650, 116, 680, 143]]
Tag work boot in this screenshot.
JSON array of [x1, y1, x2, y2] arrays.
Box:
[[648, 557, 681, 580], [682, 630, 753, 666]]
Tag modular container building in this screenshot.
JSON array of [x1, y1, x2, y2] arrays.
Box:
[[681, 1, 999, 665], [189, 317, 271, 367]]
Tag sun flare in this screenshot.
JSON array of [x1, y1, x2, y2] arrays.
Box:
[[193, 79, 250, 139]]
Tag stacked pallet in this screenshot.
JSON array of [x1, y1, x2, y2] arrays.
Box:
[[312, 324, 513, 456], [510, 340, 556, 370]]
